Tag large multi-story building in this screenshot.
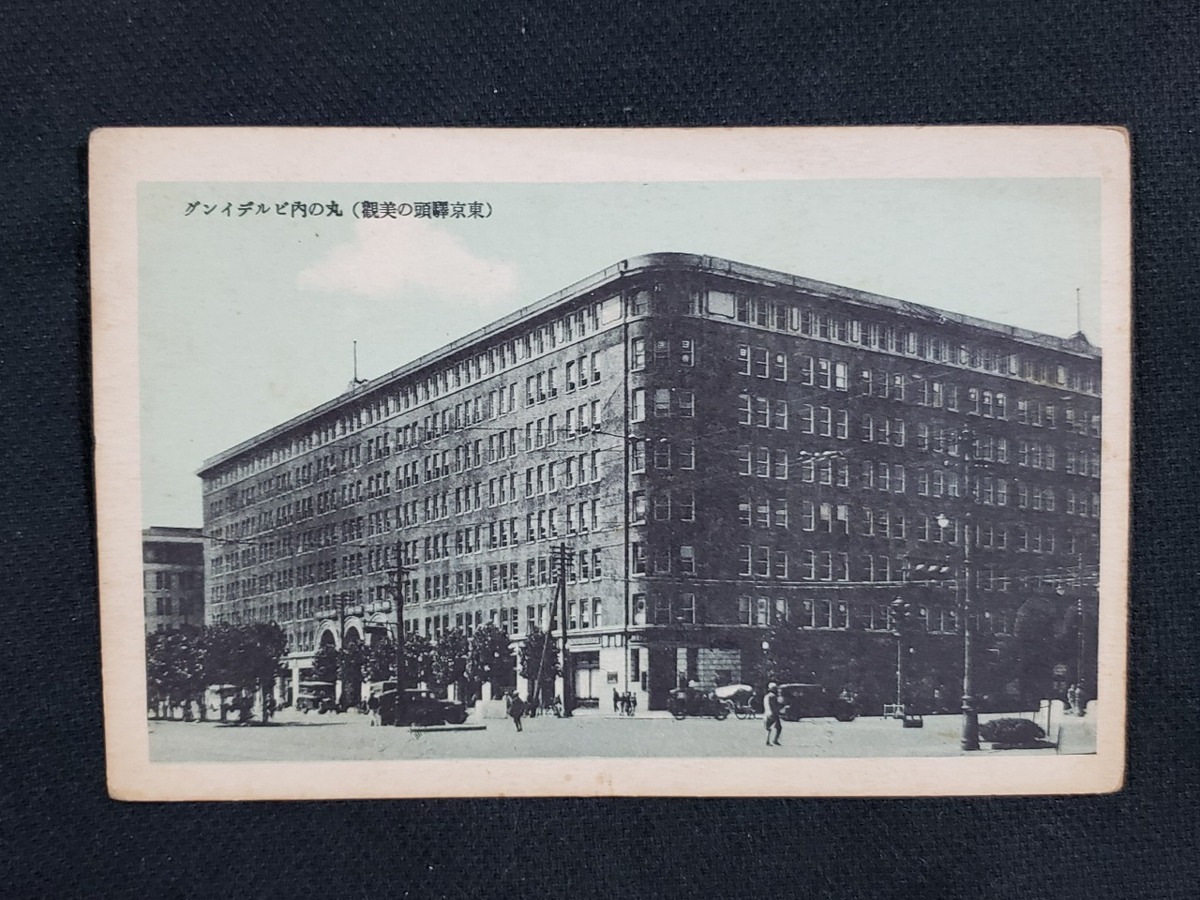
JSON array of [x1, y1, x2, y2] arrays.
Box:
[[197, 253, 1101, 710], [143, 526, 206, 633]]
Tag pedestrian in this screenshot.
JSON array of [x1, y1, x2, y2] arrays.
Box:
[[367, 689, 380, 726], [1075, 682, 1088, 717], [763, 682, 783, 746], [1066, 683, 1077, 715], [613, 688, 620, 714], [510, 694, 526, 732]]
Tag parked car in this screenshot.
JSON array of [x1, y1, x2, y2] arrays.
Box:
[[378, 686, 468, 726], [667, 685, 730, 720], [777, 683, 855, 722], [295, 681, 336, 714]]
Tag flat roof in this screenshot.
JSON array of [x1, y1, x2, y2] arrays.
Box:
[[143, 526, 205, 540], [198, 252, 1101, 475]]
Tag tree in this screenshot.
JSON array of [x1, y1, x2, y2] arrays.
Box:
[[361, 632, 437, 688], [363, 634, 396, 683], [145, 631, 170, 718], [466, 624, 516, 699], [517, 626, 559, 704], [309, 641, 339, 685], [401, 632, 436, 688], [432, 628, 468, 693], [163, 625, 208, 719]]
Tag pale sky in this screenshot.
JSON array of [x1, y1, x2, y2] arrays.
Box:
[[139, 178, 1102, 527]]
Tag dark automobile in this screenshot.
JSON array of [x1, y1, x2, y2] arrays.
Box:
[[667, 686, 730, 720], [378, 686, 469, 726], [295, 681, 336, 714], [777, 683, 857, 722]]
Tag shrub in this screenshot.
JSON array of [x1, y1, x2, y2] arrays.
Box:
[[979, 717, 1046, 746]]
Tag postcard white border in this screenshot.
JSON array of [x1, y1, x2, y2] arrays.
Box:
[[91, 126, 1130, 800]]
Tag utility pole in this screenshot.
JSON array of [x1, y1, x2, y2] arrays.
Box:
[[390, 538, 414, 725], [959, 426, 980, 751], [555, 542, 575, 717]]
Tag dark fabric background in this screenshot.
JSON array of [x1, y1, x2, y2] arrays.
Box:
[[2, 2, 1196, 897]]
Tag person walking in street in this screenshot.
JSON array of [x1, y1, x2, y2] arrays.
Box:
[[763, 682, 783, 746], [510, 694, 526, 732], [367, 689, 380, 726]]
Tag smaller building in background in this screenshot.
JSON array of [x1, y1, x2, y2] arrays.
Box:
[[143, 526, 205, 633]]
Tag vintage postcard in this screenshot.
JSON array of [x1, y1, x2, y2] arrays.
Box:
[[91, 127, 1130, 799]]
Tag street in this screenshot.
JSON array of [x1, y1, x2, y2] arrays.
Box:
[[149, 707, 1097, 762]]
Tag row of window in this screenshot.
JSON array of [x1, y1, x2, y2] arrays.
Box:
[[630, 388, 696, 420], [404, 596, 609, 639], [731, 541, 1072, 582], [524, 353, 605, 405], [145, 571, 201, 590], [205, 297, 625, 490], [631, 490, 698, 523], [207, 386, 1100, 522], [395, 552, 607, 603], [712, 287, 1098, 392], [632, 336, 696, 370]]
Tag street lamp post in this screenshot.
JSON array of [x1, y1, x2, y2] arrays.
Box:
[[938, 435, 980, 751]]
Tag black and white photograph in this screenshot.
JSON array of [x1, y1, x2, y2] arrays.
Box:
[[91, 127, 1130, 798]]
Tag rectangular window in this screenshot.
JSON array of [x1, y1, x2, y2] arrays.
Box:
[[755, 546, 771, 578], [654, 388, 671, 418], [678, 391, 695, 417], [772, 352, 787, 381], [754, 397, 770, 428], [738, 445, 752, 476], [631, 388, 646, 422], [679, 440, 695, 469], [630, 439, 646, 472], [738, 394, 752, 425], [773, 550, 788, 579], [631, 338, 646, 370], [680, 339, 694, 366], [654, 441, 671, 469], [679, 545, 696, 575], [753, 347, 769, 378], [755, 447, 770, 478]]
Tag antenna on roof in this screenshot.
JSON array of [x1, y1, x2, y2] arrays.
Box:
[[1076, 288, 1082, 333], [347, 341, 368, 393]]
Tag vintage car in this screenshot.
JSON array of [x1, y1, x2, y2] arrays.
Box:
[[666, 685, 730, 720], [378, 686, 469, 727], [295, 681, 337, 714], [777, 683, 858, 722]]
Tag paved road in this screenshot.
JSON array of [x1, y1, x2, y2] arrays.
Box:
[[149, 708, 1097, 762]]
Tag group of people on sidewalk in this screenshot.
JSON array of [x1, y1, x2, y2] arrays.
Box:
[[1065, 683, 1090, 716], [612, 689, 638, 716]]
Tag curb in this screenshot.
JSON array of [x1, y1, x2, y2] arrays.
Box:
[[409, 723, 488, 733]]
